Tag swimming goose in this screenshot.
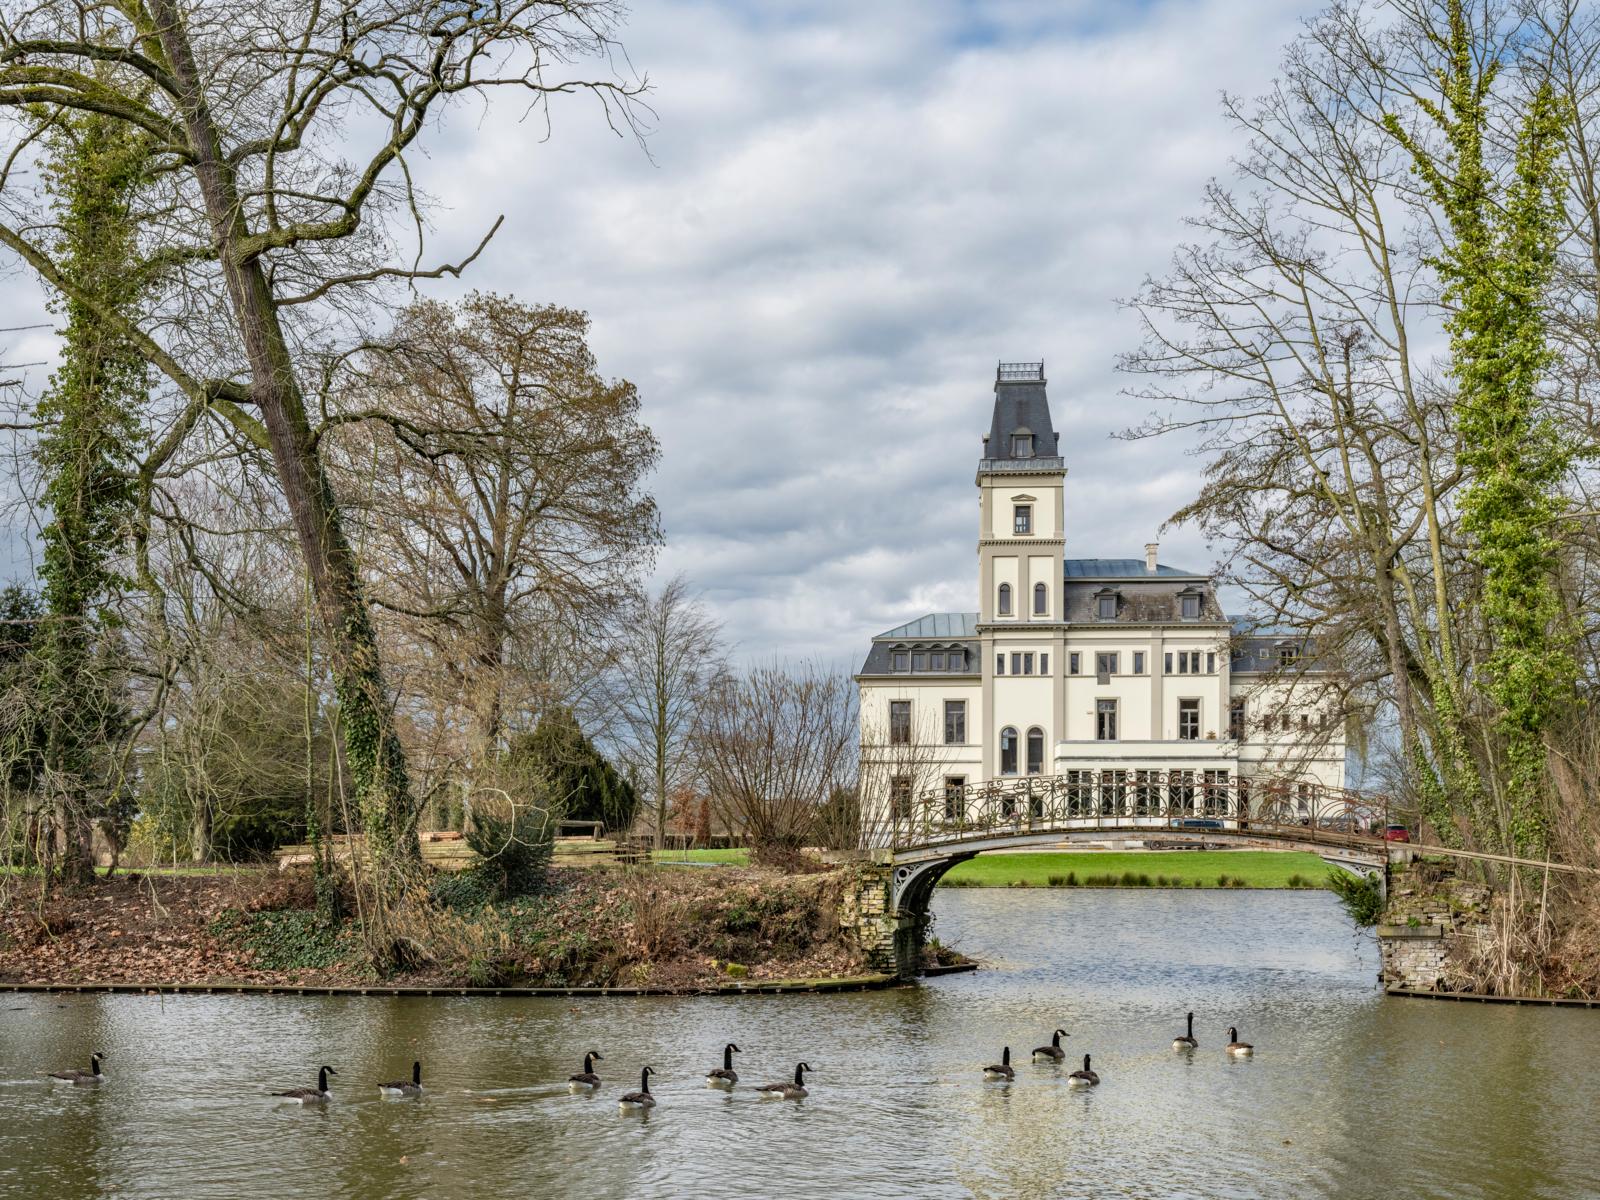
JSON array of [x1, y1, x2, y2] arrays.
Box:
[[568, 1050, 604, 1091], [982, 1047, 1014, 1082], [1172, 1012, 1198, 1050], [706, 1042, 741, 1088], [1226, 1027, 1254, 1057], [618, 1066, 656, 1110], [271, 1066, 336, 1103], [49, 1053, 104, 1085], [756, 1062, 810, 1100], [1032, 1030, 1068, 1062], [1067, 1054, 1100, 1087], [378, 1061, 423, 1097]]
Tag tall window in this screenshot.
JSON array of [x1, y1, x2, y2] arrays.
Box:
[[1096, 652, 1118, 682], [943, 776, 966, 821], [1097, 594, 1116, 620], [1014, 504, 1032, 534], [944, 700, 966, 745], [1178, 698, 1200, 741], [1229, 699, 1246, 740], [1133, 651, 1145, 674], [996, 653, 1005, 675], [1180, 593, 1202, 619], [1040, 653, 1049, 674], [1296, 782, 1315, 817], [1011, 652, 1022, 675], [1033, 582, 1047, 615], [1203, 769, 1229, 815], [1169, 650, 1199, 675], [1096, 698, 1118, 741], [890, 776, 912, 820], [1022, 653, 1034, 675], [997, 583, 1012, 616], [1206, 652, 1216, 674], [1026, 727, 1045, 774], [1069, 652, 1081, 674], [889, 700, 911, 745], [1000, 726, 1018, 775]]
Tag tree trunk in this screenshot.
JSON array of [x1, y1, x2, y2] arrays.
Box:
[[151, 1, 419, 888], [190, 799, 211, 864]]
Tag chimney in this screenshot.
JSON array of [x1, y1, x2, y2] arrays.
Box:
[[1145, 542, 1159, 573]]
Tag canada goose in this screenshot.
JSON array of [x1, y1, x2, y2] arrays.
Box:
[[1067, 1054, 1100, 1087], [271, 1066, 336, 1103], [982, 1047, 1014, 1082], [706, 1042, 741, 1088], [756, 1062, 810, 1100], [618, 1066, 656, 1111], [1226, 1027, 1254, 1057], [568, 1050, 604, 1091], [1032, 1030, 1068, 1062], [378, 1061, 423, 1097], [48, 1053, 104, 1085], [1172, 1012, 1198, 1050]]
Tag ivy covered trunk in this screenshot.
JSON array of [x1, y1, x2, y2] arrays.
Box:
[[151, 2, 420, 894], [34, 110, 149, 887]]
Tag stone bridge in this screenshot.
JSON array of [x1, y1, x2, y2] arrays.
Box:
[[841, 771, 1397, 978]]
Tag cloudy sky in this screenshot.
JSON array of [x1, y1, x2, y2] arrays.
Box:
[[3, 0, 1324, 664]]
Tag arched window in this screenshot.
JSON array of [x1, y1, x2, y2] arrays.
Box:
[[1033, 582, 1047, 616], [999, 727, 1018, 775], [997, 583, 1012, 616], [1026, 727, 1045, 775]]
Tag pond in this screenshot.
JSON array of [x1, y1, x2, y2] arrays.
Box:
[[4, 889, 1597, 1198]]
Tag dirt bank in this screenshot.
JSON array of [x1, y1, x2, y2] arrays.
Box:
[[0, 865, 888, 992]]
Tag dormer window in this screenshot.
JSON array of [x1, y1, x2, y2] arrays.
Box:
[[1013, 504, 1032, 534], [1011, 429, 1034, 457], [1179, 590, 1202, 620], [891, 650, 909, 672], [1277, 642, 1300, 664], [1095, 589, 1118, 620]]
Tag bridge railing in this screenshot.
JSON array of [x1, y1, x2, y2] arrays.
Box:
[[889, 771, 1391, 852]]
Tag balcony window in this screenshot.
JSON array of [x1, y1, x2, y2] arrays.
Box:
[[1096, 698, 1118, 741], [1178, 698, 1200, 740], [1014, 504, 1032, 534], [1096, 652, 1118, 683], [1000, 727, 1018, 775], [943, 776, 966, 821]]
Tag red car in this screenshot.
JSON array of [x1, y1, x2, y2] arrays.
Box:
[[1383, 824, 1411, 843]]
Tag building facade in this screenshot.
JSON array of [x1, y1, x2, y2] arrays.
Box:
[[856, 363, 1345, 832]]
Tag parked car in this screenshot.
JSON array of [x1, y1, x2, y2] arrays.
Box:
[[1383, 824, 1412, 843], [1170, 817, 1224, 829], [1315, 814, 1363, 834]]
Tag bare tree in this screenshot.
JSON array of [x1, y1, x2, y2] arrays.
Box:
[[857, 701, 959, 850], [694, 660, 855, 865], [0, 0, 650, 901], [333, 293, 660, 775], [607, 576, 725, 846]]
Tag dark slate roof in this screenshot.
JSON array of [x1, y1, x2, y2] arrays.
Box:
[[1063, 579, 1227, 624], [1063, 558, 1203, 579], [857, 636, 981, 677], [1230, 634, 1327, 673], [873, 612, 980, 639], [981, 364, 1062, 468]]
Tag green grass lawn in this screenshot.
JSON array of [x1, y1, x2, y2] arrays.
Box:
[[938, 850, 1332, 889], [650, 848, 751, 866]]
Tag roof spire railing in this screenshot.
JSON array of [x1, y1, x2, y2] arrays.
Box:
[[996, 360, 1044, 382]]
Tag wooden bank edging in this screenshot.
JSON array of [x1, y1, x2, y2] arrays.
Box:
[[1, 973, 904, 999], [1386, 986, 1600, 1008]]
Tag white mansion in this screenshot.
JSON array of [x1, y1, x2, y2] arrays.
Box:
[[856, 362, 1346, 826]]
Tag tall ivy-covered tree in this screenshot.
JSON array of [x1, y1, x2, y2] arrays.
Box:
[[32, 110, 149, 885], [1385, 3, 1576, 858]]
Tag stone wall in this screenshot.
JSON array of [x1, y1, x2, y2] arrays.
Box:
[[838, 862, 901, 975], [1377, 860, 1493, 990]]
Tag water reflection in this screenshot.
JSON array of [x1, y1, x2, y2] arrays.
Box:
[[3, 889, 1597, 1198]]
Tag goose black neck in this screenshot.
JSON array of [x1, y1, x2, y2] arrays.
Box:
[[640, 1068, 652, 1094], [1002, 1047, 1010, 1066], [1052, 1030, 1062, 1048], [91, 1055, 102, 1076], [1186, 1013, 1194, 1036], [584, 1052, 596, 1073], [412, 1061, 422, 1086], [1083, 1055, 1092, 1071], [317, 1067, 329, 1092], [1229, 1027, 1238, 1041], [793, 1062, 807, 1086]]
